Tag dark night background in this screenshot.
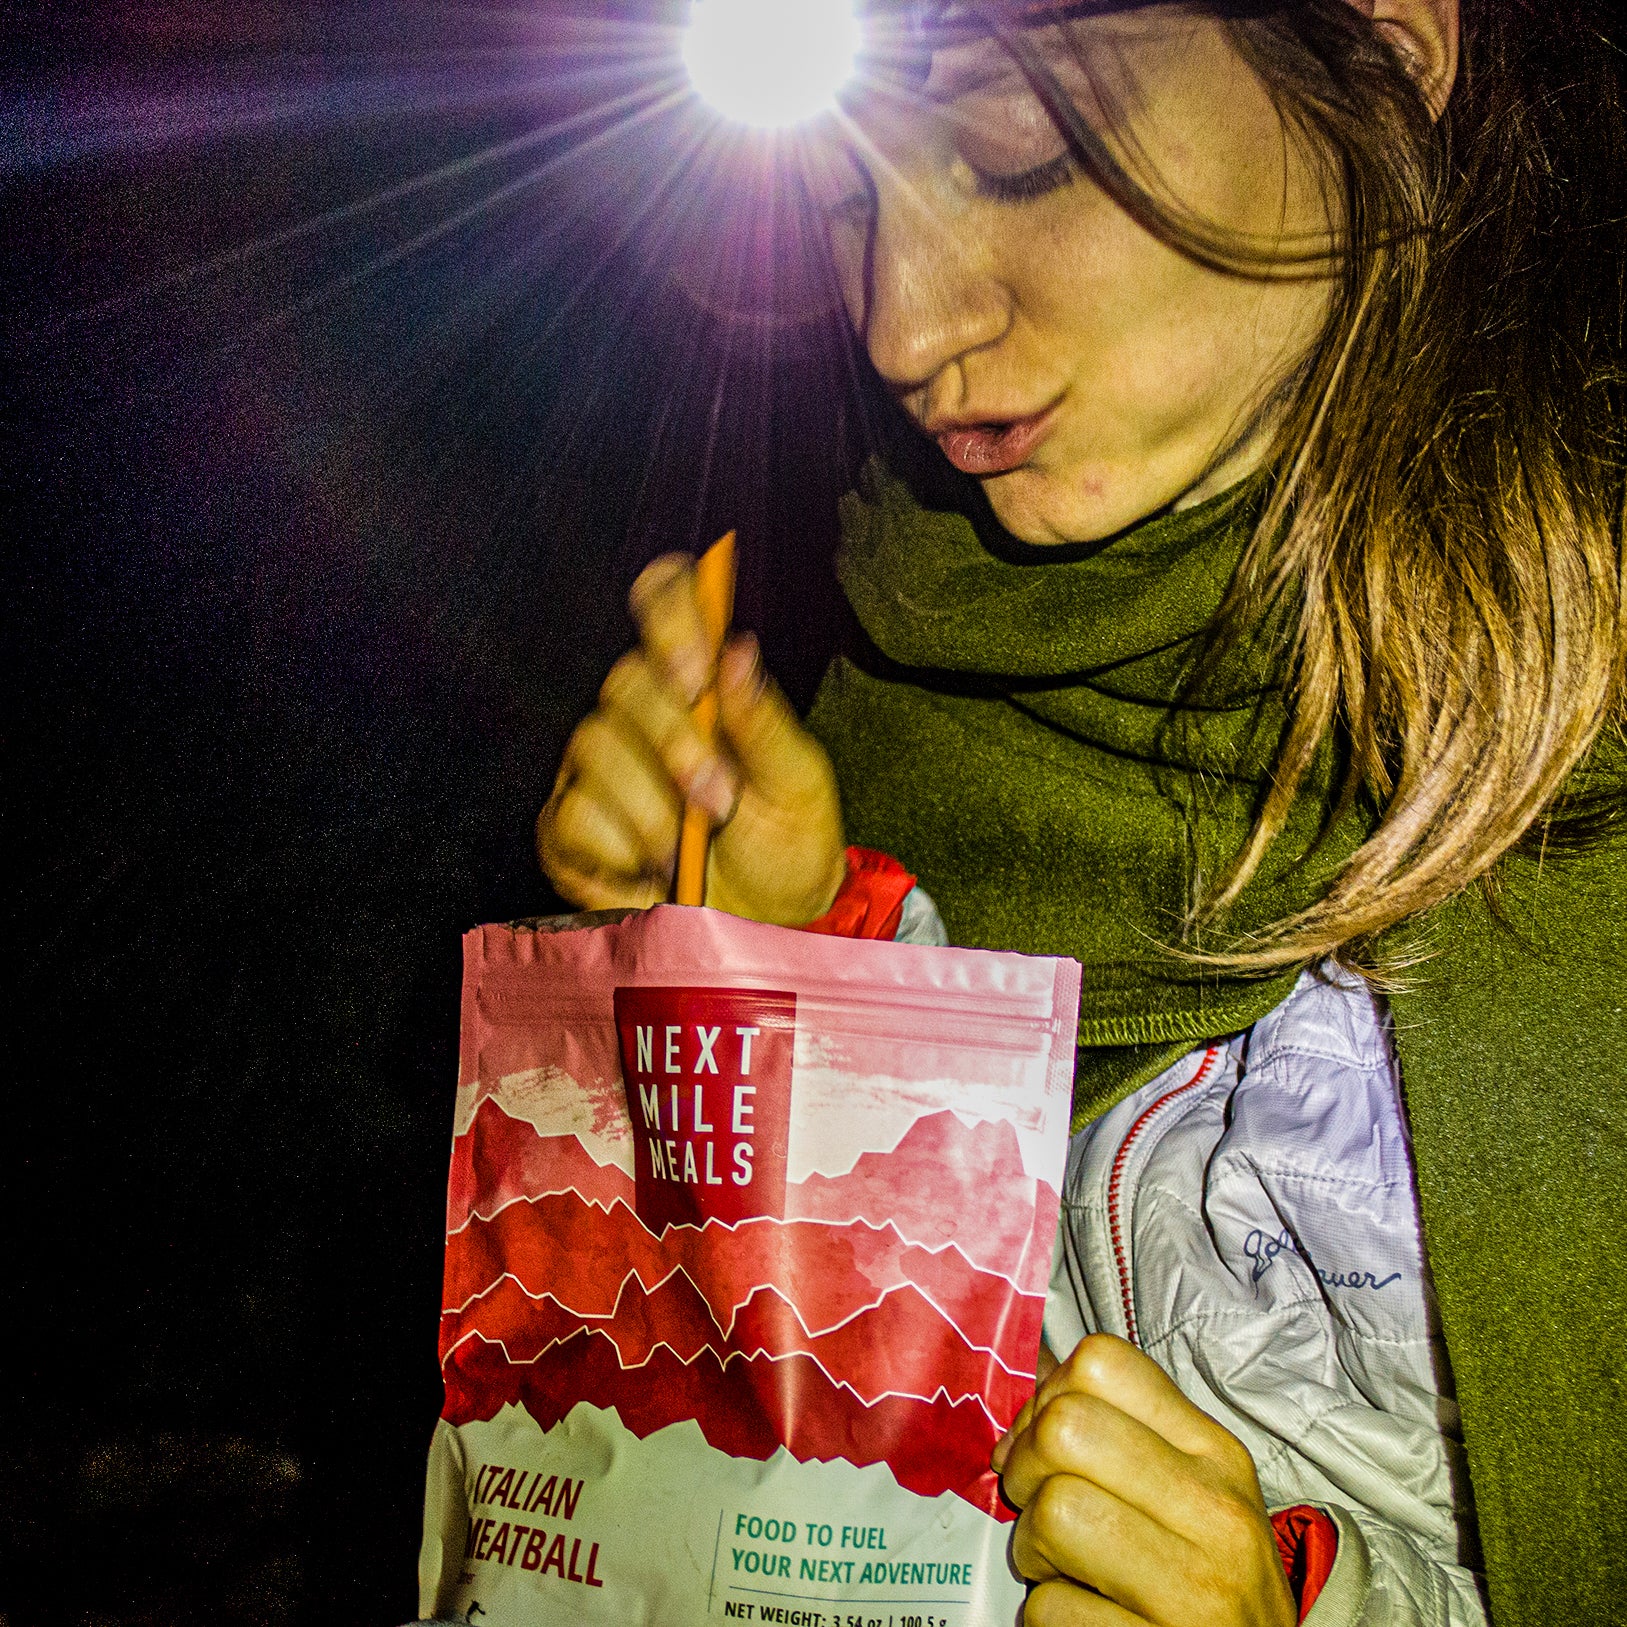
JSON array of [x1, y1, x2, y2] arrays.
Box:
[[3, 5, 878, 1621]]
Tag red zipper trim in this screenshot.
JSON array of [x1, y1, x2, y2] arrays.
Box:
[[1106, 1045, 1222, 1347]]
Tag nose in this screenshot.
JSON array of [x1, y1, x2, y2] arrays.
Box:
[[859, 171, 1012, 402]]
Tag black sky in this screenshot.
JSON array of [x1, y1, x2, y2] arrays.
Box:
[[4, 5, 871, 1620]]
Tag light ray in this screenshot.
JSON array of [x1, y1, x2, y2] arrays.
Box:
[[48, 80, 679, 339], [17, 1, 917, 579], [227, 82, 697, 349]]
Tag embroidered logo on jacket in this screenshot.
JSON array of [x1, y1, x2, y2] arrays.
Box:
[[1244, 1228, 1402, 1291]]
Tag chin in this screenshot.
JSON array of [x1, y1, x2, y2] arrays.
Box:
[[982, 467, 1130, 547], [983, 454, 1213, 546]]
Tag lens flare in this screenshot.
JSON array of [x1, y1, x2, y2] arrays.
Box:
[[682, 0, 861, 129]]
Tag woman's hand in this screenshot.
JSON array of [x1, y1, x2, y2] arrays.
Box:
[[537, 553, 848, 924], [994, 1335, 1297, 1627]]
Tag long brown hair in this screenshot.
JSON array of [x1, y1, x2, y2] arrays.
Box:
[[990, 0, 1627, 968]]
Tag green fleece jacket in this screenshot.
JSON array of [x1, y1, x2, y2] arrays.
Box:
[[806, 462, 1627, 1625]]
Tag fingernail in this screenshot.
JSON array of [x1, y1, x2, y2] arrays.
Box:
[[691, 761, 737, 822], [630, 554, 686, 610], [673, 647, 711, 705], [722, 633, 764, 698]]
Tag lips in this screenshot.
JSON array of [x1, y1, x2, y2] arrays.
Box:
[[932, 402, 1059, 476]]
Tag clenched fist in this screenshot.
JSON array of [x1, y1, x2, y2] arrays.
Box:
[[995, 1336, 1298, 1627], [537, 553, 848, 925]]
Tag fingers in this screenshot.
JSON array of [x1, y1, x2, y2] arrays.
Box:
[[536, 786, 667, 910], [995, 1340, 1059, 1467], [536, 554, 739, 909], [1014, 1472, 1181, 1617], [1009, 1457, 1204, 1622], [626, 558, 837, 827], [630, 554, 714, 703], [1013, 1465, 1290, 1627], [537, 746, 665, 909], [538, 653, 717, 907], [539, 654, 729, 905], [600, 652, 737, 821], [540, 556, 849, 925], [716, 634, 837, 812], [994, 1336, 1295, 1627], [567, 712, 683, 868], [1025, 1579, 1147, 1627], [997, 1389, 1214, 1540], [1005, 1335, 1232, 1467], [995, 1336, 1265, 1538]]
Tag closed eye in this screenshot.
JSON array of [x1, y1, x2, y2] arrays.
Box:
[[970, 152, 1076, 202]]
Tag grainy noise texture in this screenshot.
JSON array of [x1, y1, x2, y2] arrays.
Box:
[[2, 4, 862, 1621]]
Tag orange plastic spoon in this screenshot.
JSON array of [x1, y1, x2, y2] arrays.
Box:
[[673, 530, 737, 907]]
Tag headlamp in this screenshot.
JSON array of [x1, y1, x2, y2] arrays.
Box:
[[681, 0, 864, 129], [680, 2, 1165, 131]]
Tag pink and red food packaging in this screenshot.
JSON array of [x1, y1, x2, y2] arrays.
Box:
[[419, 904, 1081, 1625]]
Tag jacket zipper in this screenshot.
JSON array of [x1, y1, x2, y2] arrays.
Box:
[[1106, 1045, 1222, 1347]]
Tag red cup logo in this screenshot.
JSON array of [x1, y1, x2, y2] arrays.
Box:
[[613, 987, 796, 1231]]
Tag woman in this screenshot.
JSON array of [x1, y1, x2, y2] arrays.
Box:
[[537, 2, 1625, 1622]]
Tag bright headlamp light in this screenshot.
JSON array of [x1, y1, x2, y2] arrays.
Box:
[[681, 0, 864, 129], [680, 2, 1201, 131]]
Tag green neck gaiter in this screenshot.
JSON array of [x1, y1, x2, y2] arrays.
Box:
[[805, 460, 1373, 1121], [807, 457, 1627, 1626]]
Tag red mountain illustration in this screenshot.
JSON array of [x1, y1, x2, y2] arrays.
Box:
[[447, 1100, 634, 1230], [447, 1102, 1056, 1292], [442, 1326, 1016, 1521], [442, 1271, 1037, 1421], [788, 1111, 1059, 1292], [443, 1191, 1043, 1361]]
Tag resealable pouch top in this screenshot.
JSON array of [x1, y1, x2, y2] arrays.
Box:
[[419, 903, 1081, 1626]]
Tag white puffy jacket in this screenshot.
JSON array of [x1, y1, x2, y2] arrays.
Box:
[[897, 893, 1490, 1624]]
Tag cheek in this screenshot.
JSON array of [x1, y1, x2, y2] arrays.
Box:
[[997, 190, 1324, 470], [1002, 190, 1164, 345], [1008, 177, 1278, 371]]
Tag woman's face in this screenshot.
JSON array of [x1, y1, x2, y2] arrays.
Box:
[[808, 10, 1337, 544]]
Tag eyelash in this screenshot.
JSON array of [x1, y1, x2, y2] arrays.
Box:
[[970, 153, 1076, 203], [817, 150, 1076, 225]]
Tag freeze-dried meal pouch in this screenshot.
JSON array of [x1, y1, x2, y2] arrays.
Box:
[[419, 903, 1081, 1626]]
